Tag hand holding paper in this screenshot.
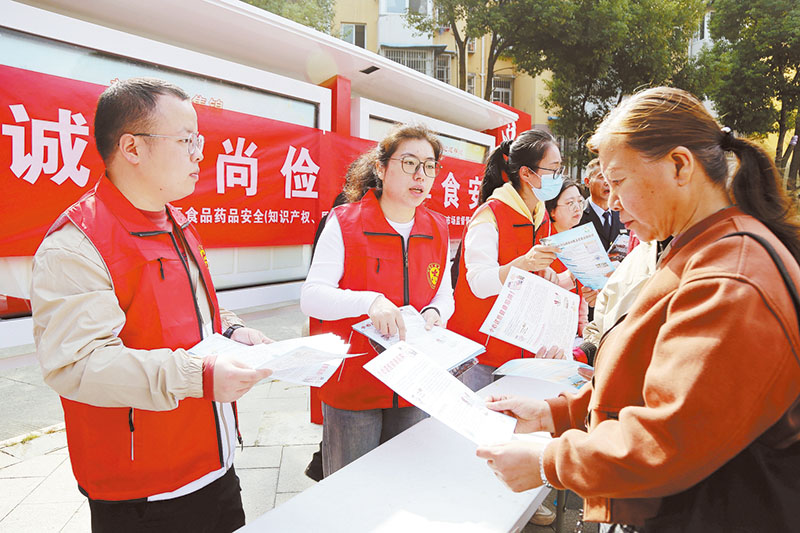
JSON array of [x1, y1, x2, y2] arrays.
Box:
[[540, 223, 616, 290], [476, 439, 548, 493], [212, 358, 273, 403], [189, 333, 352, 388], [483, 395, 555, 434], [353, 306, 484, 372], [364, 342, 516, 445], [479, 267, 579, 356]]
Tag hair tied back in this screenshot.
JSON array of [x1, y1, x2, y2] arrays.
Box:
[[500, 138, 514, 156], [720, 126, 735, 152]]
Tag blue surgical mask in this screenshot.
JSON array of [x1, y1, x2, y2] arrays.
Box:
[[530, 172, 564, 202]]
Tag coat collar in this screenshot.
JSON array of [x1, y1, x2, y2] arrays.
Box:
[[94, 175, 187, 234]]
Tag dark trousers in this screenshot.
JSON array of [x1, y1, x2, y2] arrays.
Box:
[[88, 466, 245, 533]]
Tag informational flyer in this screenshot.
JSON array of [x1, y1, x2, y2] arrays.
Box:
[[352, 305, 484, 371], [540, 223, 616, 290], [493, 359, 592, 390], [189, 333, 352, 387], [479, 267, 579, 356], [364, 342, 517, 445]]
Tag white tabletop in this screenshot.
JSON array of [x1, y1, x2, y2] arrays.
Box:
[[238, 376, 570, 533]]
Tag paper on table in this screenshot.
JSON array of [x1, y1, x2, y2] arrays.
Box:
[[364, 342, 516, 445], [479, 267, 579, 356], [540, 223, 616, 290], [493, 359, 592, 390], [352, 306, 485, 371], [188, 333, 352, 387]]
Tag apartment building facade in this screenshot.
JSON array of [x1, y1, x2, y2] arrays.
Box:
[[334, 0, 554, 130]]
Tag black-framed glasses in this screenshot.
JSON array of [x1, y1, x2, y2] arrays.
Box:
[[132, 131, 204, 155], [389, 155, 442, 178]]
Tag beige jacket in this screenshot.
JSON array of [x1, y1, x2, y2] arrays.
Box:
[[31, 223, 242, 410], [582, 240, 658, 346]]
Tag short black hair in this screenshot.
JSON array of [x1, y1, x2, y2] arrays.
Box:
[[94, 77, 190, 164]]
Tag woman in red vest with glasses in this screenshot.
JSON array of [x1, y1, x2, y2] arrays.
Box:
[[301, 124, 453, 477]]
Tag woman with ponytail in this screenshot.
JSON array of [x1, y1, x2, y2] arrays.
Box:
[[450, 129, 567, 393], [300, 123, 454, 478], [477, 87, 800, 532]]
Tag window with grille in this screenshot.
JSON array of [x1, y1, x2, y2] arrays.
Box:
[[381, 47, 435, 76], [491, 77, 513, 106], [341, 23, 366, 48], [466, 73, 476, 95], [466, 38, 475, 54], [435, 54, 450, 84]]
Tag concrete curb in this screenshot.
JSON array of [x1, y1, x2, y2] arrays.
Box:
[[0, 422, 65, 450]]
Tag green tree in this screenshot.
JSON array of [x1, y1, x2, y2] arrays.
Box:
[[244, 0, 335, 34], [406, 0, 533, 100], [509, 0, 704, 175], [406, 0, 479, 91], [701, 0, 800, 189]]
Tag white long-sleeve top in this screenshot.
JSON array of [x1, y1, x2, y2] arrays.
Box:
[[301, 211, 454, 322], [463, 182, 547, 299]]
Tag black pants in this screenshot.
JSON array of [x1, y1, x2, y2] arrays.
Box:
[[88, 466, 245, 533]]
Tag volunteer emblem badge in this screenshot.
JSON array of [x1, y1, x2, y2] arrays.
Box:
[[427, 263, 441, 289]]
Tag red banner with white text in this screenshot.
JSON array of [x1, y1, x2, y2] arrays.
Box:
[[0, 65, 484, 256]]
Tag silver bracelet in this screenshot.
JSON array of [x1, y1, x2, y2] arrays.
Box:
[[539, 446, 554, 489]]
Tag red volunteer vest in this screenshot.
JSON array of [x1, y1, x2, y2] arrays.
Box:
[[449, 199, 552, 367], [315, 190, 449, 410], [51, 177, 224, 501]]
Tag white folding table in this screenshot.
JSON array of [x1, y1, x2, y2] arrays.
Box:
[[238, 376, 570, 533]]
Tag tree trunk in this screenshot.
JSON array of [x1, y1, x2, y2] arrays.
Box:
[[776, 102, 787, 166], [451, 18, 467, 91], [483, 32, 500, 101]]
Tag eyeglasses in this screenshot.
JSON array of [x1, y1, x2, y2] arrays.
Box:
[[389, 156, 442, 178], [556, 199, 583, 211], [132, 131, 205, 155], [529, 165, 565, 180]]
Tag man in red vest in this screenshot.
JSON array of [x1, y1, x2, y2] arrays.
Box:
[[31, 78, 272, 533]]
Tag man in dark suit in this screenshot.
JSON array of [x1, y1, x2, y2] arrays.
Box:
[[579, 159, 624, 251]]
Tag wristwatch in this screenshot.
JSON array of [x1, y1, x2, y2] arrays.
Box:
[[223, 324, 244, 338]]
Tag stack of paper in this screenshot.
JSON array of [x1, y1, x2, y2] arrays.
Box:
[[188, 333, 352, 387], [352, 306, 485, 372], [364, 342, 516, 445], [493, 359, 592, 390]]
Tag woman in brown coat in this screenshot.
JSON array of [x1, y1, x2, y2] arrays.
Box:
[[476, 87, 800, 531]]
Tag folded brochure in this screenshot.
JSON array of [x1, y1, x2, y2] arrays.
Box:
[[352, 305, 485, 371], [189, 333, 353, 387]]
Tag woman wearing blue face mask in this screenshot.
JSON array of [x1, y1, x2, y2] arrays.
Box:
[[449, 129, 565, 527], [450, 129, 566, 389]]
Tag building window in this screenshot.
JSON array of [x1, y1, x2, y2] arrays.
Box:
[[435, 54, 450, 84], [466, 38, 475, 54], [408, 0, 427, 15], [491, 76, 513, 106], [341, 23, 366, 48], [381, 47, 435, 76], [385, 0, 405, 13], [466, 73, 476, 95]]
